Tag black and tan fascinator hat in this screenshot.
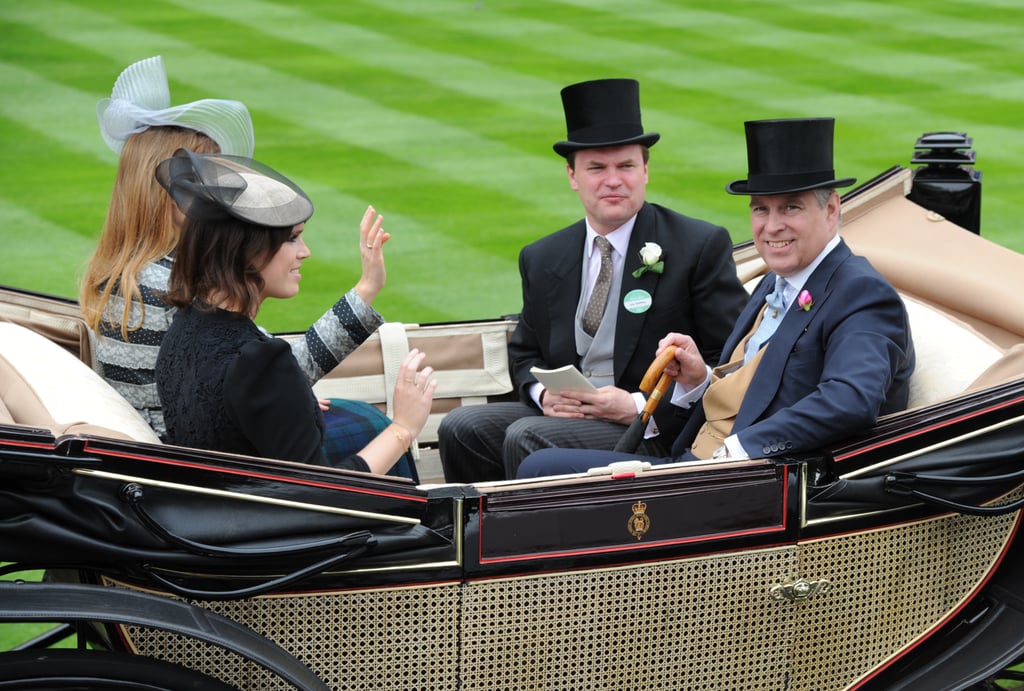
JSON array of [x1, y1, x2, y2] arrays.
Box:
[[726, 117, 856, 195], [156, 148, 313, 228], [98, 55, 255, 157], [553, 78, 660, 158]]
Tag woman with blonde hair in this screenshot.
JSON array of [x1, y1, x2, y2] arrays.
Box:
[[81, 57, 251, 439], [81, 57, 416, 477]]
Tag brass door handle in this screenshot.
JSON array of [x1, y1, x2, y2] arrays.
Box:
[[770, 578, 832, 602]]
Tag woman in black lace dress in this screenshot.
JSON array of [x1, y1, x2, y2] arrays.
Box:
[[154, 148, 436, 473]]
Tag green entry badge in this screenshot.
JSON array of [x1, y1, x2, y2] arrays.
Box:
[[623, 289, 652, 314]]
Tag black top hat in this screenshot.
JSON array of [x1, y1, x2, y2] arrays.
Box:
[[726, 118, 856, 195], [553, 78, 660, 158]]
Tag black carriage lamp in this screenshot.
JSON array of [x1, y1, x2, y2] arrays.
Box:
[[906, 131, 982, 234]]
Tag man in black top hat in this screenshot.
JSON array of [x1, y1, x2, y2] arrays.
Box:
[[517, 117, 915, 478], [438, 78, 748, 482]]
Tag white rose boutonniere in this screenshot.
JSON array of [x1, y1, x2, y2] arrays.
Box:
[[632, 242, 665, 278]]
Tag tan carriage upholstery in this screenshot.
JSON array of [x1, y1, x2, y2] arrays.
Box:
[[0, 286, 93, 363], [841, 170, 1024, 348], [841, 171, 1024, 406], [302, 320, 518, 448], [0, 322, 162, 443]]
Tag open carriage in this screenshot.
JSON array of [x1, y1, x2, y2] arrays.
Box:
[[1, 163, 1023, 690]]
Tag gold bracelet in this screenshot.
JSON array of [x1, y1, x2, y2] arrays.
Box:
[[392, 421, 413, 447]]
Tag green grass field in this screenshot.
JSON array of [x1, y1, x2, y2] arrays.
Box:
[[1, 0, 1022, 333]]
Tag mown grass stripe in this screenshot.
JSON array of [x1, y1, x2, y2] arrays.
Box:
[[795, 0, 1024, 41], [166, 0, 562, 108], [515, 0, 1024, 122], [0, 197, 100, 298], [0, 61, 112, 159]]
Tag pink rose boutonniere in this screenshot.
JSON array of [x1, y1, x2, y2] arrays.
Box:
[[797, 289, 814, 311], [632, 242, 665, 278]]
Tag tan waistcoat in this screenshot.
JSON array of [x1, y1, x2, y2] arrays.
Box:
[[689, 305, 770, 459]]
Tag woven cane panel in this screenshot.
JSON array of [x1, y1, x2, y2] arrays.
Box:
[[459, 547, 798, 690], [788, 508, 1020, 690], [113, 581, 461, 690]]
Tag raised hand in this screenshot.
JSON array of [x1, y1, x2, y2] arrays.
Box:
[[355, 205, 390, 305]]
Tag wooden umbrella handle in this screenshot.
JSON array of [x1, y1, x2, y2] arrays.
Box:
[[639, 345, 678, 393], [638, 346, 677, 422]]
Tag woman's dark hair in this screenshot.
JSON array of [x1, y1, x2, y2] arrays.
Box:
[[166, 215, 292, 316]]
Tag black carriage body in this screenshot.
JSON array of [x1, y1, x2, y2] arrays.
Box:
[[2, 387, 1024, 689]]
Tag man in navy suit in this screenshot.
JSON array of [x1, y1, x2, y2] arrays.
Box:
[[439, 79, 748, 482], [517, 117, 915, 477]]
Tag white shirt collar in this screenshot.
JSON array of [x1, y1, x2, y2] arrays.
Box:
[[585, 214, 637, 259]]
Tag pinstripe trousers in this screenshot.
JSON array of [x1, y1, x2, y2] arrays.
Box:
[[437, 402, 670, 483]]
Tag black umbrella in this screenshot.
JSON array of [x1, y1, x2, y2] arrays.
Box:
[[613, 346, 677, 453]]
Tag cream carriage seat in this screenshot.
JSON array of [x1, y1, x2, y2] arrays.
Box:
[[900, 295, 1004, 409], [0, 321, 161, 443]]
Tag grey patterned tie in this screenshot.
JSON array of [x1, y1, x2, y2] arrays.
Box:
[[744, 275, 788, 363], [583, 236, 614, 336]]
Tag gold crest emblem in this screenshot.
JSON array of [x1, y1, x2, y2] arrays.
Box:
[[627, 500, 650, 540]]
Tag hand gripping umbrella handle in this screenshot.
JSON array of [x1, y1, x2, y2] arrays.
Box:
[[638, 345, 677, 423]]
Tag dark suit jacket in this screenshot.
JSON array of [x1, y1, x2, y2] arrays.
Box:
[[671, 240, 915, 458], [509, 201, 748, 444]]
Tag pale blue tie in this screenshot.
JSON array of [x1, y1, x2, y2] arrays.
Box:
[[744, 275, 788, 363]]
